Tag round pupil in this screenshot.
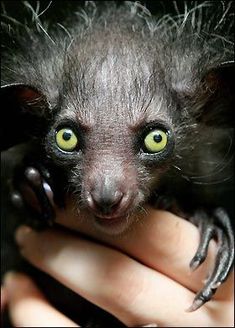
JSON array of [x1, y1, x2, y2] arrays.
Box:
[[62, 130, 72, 141], [153, 133, 163, 143]]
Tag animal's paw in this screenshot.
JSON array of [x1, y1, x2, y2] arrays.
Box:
[[10, 164, 58, 228], [188, 208, 234, 311]]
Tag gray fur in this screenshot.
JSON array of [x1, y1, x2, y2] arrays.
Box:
[[1, 1, 234, 325], [1, 0, 234, 228]]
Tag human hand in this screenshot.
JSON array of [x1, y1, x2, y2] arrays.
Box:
[[2, 207, 234, 327]]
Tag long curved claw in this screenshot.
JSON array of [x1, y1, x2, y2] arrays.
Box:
[[189, 210, 215, 271], [213, 208, 234, 282], [187, 208, 234, 312], [186, 298, 209, 312]]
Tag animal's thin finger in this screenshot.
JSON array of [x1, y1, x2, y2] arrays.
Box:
[[3, 272, 79, 327]]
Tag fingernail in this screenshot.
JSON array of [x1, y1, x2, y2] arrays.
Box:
[[15, 225, 33, 246]]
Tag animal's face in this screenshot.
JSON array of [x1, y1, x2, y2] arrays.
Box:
[[45, 66, 176, 234], [37, 36, 177, 234]]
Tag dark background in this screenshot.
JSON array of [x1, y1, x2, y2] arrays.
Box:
[[0, 1, 185, 51], [0, 1, 208, 33], [1, 1, 233, 46], [1, 1, 183, 19]]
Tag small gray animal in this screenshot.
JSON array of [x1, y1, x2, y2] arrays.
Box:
[[1, 1, 234, 325]]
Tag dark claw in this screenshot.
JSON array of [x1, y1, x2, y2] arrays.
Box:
[[214, 208, 234, 282], [188, 230, 226, 311], [189, 210, 215, 271], [188, 208, 234, 311]]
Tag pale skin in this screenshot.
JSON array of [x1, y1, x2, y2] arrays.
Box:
[[1, 202, 234, 327]]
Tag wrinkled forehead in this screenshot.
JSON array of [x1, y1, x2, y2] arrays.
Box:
[[58, 56, 171, 129], [59, 96, 169, 129], [59, 89, 171, 133]]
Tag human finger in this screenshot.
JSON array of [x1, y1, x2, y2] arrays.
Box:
[[3, 271, 79, 327], [55, 204, 233, 301], [14, 225, 233, 327]]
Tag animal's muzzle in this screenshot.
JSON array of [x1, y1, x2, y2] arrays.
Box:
[[86, 186, 124, 217]]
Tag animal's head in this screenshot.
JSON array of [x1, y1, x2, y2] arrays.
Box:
[[1, 3, 234, 234], [2, 61, 234, 235]]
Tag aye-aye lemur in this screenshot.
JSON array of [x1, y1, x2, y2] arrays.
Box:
[[1, 0, 234, 325]]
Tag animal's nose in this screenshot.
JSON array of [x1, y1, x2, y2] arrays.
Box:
[[88, 188, 124, 216]]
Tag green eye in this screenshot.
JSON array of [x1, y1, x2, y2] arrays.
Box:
[[56, 128, 78, 151], [144, 129, 168, 153]]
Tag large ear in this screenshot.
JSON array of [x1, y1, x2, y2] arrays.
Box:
[[1, 84, 52, 151], [198, 61, 234, 127]]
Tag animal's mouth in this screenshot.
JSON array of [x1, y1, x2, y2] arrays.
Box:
[[93, 213, 131, 234], [95, 214, 126, 223]]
